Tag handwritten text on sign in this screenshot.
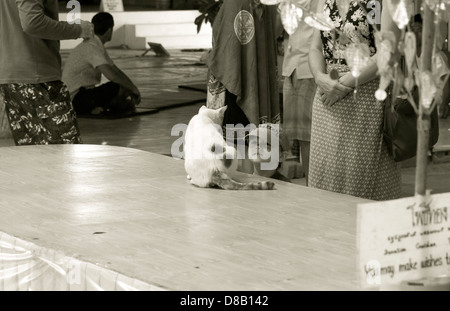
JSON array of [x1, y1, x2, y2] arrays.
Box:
[[357, 193, 450, 288], [100, 0, 124, 12]]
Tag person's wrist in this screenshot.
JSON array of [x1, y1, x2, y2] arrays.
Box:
[[315, 72, 328, 85]]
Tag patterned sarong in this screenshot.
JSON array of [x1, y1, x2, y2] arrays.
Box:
[[0, 82, 82, 145]]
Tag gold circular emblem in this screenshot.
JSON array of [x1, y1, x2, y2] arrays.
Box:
[[234, 10, 255, 45]]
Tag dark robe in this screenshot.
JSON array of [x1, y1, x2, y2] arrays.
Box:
[[206, 0, 280, 126]]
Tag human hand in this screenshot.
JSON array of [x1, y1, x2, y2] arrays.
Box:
[[131, 89, 141, 106], [79, 20, 94, 39], [317, 74, 353, 107]]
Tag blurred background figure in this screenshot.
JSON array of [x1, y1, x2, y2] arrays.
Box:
[[63, 12, 141, 117], [0, 0, 93, 145], [281, 0, 319, 186]]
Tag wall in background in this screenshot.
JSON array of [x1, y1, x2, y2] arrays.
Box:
[[59, 10, 212, 50]]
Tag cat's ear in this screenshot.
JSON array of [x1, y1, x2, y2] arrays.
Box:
[[218, 105, 227, 116], [199, 105, 207, 112]]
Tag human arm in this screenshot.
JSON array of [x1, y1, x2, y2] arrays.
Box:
[[16, 0, 93, 40], [97, 64, 141, 104]]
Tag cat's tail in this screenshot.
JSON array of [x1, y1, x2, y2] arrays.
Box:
[[211, 171, 275, 190]]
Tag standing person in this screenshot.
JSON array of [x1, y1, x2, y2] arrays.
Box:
[[206, 0, 281, 174], [62, 12, 141, 116], [308, 0, 402, 200], [0, 0, 94, 145], [282, 0, 319, 186]]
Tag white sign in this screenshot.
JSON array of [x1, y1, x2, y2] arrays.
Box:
[[357, 193, 450, 289], [100, 0, 124, 12]]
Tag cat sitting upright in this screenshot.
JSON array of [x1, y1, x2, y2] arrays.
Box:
[[183, 105, 274, 190]]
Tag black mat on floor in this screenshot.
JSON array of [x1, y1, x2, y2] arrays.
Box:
[[144, 98, 205, 111], [76, 89, 205, 118], [138, 89, 206, 110], [178, 83, 207, 93], [76, 107, 159, 119]]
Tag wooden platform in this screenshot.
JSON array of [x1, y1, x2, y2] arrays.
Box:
[[0, 144, 373, 291]]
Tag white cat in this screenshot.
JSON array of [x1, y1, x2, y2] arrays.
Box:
[[183, 105, 275, 190]]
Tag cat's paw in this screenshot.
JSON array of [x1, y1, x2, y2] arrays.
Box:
[[186, 174, 191, 180], [262, 181, 275, 190]]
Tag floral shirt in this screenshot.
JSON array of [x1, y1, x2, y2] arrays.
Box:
[[320, 0, 378, 65]]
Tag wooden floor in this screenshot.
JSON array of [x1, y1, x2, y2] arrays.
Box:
[[0, 48, 449, 197]]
